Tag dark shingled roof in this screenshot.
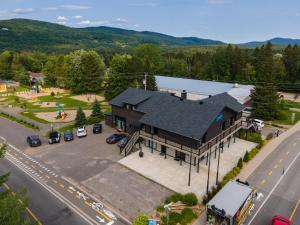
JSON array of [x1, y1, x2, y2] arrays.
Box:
[[110, 88, 244, 140]]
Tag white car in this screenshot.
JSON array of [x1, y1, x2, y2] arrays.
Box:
[[76, 126, 87, 137], [253, 119, 264, 129]]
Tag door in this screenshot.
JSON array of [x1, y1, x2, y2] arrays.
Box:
[[115, 116, 126, 131], [161, 145, 166, 155]]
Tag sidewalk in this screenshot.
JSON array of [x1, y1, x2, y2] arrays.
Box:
[[238, 121, 300, 181], [195, 121, 300, 225]]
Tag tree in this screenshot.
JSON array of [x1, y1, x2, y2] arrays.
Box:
[[250, 83, 280, 120], [0, 51, 14, 80], [105, 54, 133, 100], [0, 144, 33, 225], [243, 151, 250, 162], [67, 50, 105, 93], [91, 99, 103, 118], [75, 107, 86, 127], [133, 44, 160, 90]]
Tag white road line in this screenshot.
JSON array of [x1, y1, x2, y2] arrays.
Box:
[[248, 151, 300, 225], [5, 155, 98, 225]]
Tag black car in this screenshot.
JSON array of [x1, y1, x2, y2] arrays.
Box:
[[27, 135, 42, 147], [64, 131, 74, 142], [93, 123, 102, 134], [117, 136, 129, 148], [48, 131, 61, 144], [106, 133, 127, 144]]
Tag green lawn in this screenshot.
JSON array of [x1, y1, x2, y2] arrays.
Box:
[[20, 111, 50, 124], [273, 109, 300, 125], [280, 100, 300, 109], [37, 95, 90, 108]]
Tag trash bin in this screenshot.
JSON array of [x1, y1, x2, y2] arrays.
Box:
[[139, 151, 144, 157]]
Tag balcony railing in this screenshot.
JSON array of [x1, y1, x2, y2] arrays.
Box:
[[139, 118, 253, 158]]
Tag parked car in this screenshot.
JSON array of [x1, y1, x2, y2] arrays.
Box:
[[48, 131, 61, 144], [254, 118, 264, 129], [64, 130, 74, 142], [117, 136, 129, 148], [271, 215, 291, 225], [27, 135, 42, 147], [106, 134, 127, 144], [93, 123, 102, 134], [76, 126, 87, 137]]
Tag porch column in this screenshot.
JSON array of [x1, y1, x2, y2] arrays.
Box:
[[206, 143, 212, 194], [197, 158, 200, 173], [216, 146, 221, 185]]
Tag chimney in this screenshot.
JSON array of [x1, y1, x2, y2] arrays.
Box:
[[181, 90, 187, 99]]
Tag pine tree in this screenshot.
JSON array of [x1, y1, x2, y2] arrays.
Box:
[[91, 100, 103, 118], [243, 151, 250, 162], [75, 107, 86, 127]]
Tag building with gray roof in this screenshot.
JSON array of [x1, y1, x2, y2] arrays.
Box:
[[155, 75, 254, 104]]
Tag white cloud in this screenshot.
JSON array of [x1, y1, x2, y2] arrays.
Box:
[[115, 18, 128, 23], [43, 7, 58, 11], [77, 20, 91, 25], [73, 15, 83, 19], [130, 2, 157, 7], [57, 16, 68, 21], [208, 0, 226, 4], [13, 8, 34, 14], [57, 21, 67, 25], [133, 24, 140, 28], [61, 5, 92, 10]]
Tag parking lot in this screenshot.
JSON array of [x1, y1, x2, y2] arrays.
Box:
[[26, 124, 173, 220]]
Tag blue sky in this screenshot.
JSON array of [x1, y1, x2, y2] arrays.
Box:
[[0, 0, 299, 43]]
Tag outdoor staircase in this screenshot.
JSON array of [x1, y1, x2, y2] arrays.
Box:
[[121, 131, 140, 156]]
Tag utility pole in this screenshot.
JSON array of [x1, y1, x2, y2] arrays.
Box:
[[206, 143, 212, 194], [143, 72, 147, 90]]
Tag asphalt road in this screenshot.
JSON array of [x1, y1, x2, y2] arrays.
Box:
[[0, 158, 90, 225], [245, 131, 300, 224]]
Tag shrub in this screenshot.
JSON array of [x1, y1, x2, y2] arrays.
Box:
[[182, 193, 198, 206], [156, 205, 164, 213], [243, 151, 250, 162], [266, 132, 273, 140], [51, 91, 55, 97], [164, 193, 183, 204], [132, 214, 149, 225], [237, 158, 243, 169], [169, 212, 182, 224], [181, 208, 197, 225]]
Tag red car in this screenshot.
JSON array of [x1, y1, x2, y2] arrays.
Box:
[[272, 215, 291, 225]]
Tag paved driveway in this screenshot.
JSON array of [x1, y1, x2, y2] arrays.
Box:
[[27, 124, 172, 220]]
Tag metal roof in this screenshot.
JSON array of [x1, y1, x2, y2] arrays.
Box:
[[207, 181, 253, 217], [155, 75, 254, 103]]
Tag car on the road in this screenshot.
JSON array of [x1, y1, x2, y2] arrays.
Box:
[[271, 215, 291, 225], [63, 130, 74, 142], [93, 123, 102, 134], [254, 118, 265, 129], [106, 133, 127, 144], [26, 135, 42, 147], [76, 126, 87, 137], [48, 131, 61, 144], [117, 136, 129, 148]]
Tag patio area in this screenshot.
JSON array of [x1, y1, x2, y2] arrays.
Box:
[[119, 138, 257, 199]]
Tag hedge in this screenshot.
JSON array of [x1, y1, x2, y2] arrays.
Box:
[[160, 208, 197, 225], [0, 112, 40, 130], [164, 192, 198, 206], [132, 214, 149, 225]]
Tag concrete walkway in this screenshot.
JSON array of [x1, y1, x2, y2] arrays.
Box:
[[120, 138, 256, 200]]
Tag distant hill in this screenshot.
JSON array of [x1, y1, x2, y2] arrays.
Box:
[[240, 37, 300, 47], [0, 19, 224, 52]]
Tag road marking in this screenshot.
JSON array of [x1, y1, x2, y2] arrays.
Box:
[[248, 150, 300, 225], [96, 209, 112, 222], [39, 170, 44, 174], [274, 164, 278, 169], [268, 171, 272, 176], [76, 195, 81, 199], [85, 201, 92, 206], [67, 189, 74, 194], [3, 183, 42, 225], [4, 153, 98, 225], [290, 198, 300, 221], [46, 175, 50, 179], [59, 184, 65, 189], [25, 160, 29, 164], [31, 165, 36, 169], [52, 180, 58, 184], [261, 180, 265, 185], [279, 159, 283, 163]]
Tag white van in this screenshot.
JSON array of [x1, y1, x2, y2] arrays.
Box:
[[254, 119, 264, 129]]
